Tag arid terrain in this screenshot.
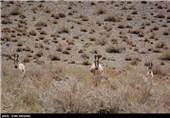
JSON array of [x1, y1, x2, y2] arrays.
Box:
[[1, 1, 170, 113]]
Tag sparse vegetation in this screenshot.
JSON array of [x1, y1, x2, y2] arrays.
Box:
[[106, 44, 125, 53], [35, 21, 47, 27], [81, 53, 89, 59], [117, 23, 125, 29], [82, 59, 91, 65], [10, 7, 21, 15], [96, 7, 106, 15], [23, 46, 32, 52], [163, 30, 169, 35], [155, 41, 166, 48], [35, 50, 43, 57], [159, 50, 170, 60], [130, 59, 138, 66], [58, 13, 66, 18], [23, 57, 30, 63], [66, 38, 74, 45], [48, 54, 60, 61], [127, 15, 132, 20], [104, 14, 122, 22], [58, 27, 69, 34], [96, 38, 107, 46], [62, 50, 70, 55], [1, 17, 12, 24], [39, 35, 45, 40], [56, 43, 63, 52], [1, 1, 170, 114], [2, 62, 170, 113], [16, 40, 23, 47], [104, 25, 112, 32], [29, 30, 37, 36], [125, 55, 132, 61], [154, 13, 165, 18]]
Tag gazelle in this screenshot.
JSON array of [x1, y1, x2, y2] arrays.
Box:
[[90, 54, 104, 86], [13, 53, 26, 78], [146, 62, 154, 78]]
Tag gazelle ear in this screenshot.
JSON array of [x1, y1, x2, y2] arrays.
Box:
[[149, 62, 152, 67], [98, 54, 102, 59], [16, 53, 19, 62], [95, 55, 97, 59]]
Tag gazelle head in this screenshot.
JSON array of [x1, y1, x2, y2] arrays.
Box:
[[14, 53, 19, 69], [146, 62, 154, 78], [94, 54, 101, 70]]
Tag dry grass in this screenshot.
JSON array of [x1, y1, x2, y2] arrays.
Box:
[[96, 38, 107, 46], [58, 27, 69, 34], [56, 43, 63, 52], [96, 7, 107, 15], [104, 14, 122, 22], [159, 50, 170, 60], [155, 41, 166, 48], [35, 21, 47, 27], [62, 50, 70, 55], [35, 50, 43, 57], [29, 30, 37, 36], [82, 60, 91, 66], [10, 7, 21, 15], [106, 44, 125, 53], [2, 62, 170, 113], [48, 54, 60, 61], [16, 40, 23, 47], [81, 53, 89, 59], [1, 17, 12, 24], [66, 37, 74, 45], [154, 13, 165, 18], [23, 46, 32, 52]]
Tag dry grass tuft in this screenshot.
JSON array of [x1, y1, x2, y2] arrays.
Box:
[[29, 30, 37, 36], [155, 41, 166, 48], [104, 14, 122, 22], [10, 7, 21, 15], [96, 7, 107, 15], [1, 62, 170, 113], [16, 40, 23, 47], [159, 50, 170, 61], [48, 54, 60, 61], [66, 38, 74, 45], [35, 21, 47, 27], [58, 27, 69, 34], [81, 53, 89, 59], [82, 60, 91, 66], [106, 44, 125, 53], [56, 43, 63, 52], [35, 50, 43, 57], [96, 38, 107, 46], [154, 13, 165, 18]]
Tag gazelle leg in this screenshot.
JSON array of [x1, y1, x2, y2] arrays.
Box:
[[93, 76, 98, 87], [151, 72, 154, 78], [147, 71, 149, 76]]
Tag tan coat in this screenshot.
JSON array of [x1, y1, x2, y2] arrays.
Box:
[[90, 63, 104, 76], [18, 63, 26, 74]]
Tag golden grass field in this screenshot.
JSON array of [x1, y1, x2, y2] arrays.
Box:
[[1, 0, 170, 113]]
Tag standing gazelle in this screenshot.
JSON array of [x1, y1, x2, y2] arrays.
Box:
[[13, 53, 26, 78], [147, 62, 154, 78], [90, 54, 104, 86]]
